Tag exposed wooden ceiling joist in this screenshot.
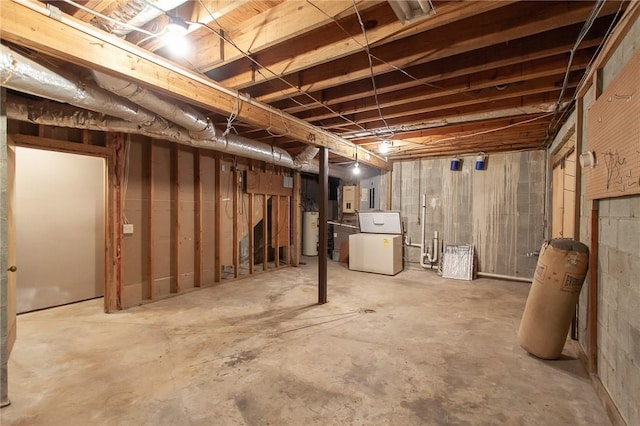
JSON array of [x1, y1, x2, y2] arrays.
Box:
[[1, 0, 628, 165], [0, 0, 389, 170]]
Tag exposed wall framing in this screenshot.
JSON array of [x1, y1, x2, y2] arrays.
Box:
[[6, 120, 298, 311]]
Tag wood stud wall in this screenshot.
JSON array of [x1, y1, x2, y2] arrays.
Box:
[[119, 137, 295, 308], [7, 122, 301, 313]]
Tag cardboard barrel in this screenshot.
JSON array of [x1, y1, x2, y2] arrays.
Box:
[[518, 238, 589, 359]]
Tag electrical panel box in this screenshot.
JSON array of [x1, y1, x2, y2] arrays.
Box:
[[342, 185, 356, 213]]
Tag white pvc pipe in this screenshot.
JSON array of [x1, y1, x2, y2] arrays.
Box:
[[477, 272, 533, 283]]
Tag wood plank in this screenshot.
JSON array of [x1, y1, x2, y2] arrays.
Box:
[[588, 200, 599, 375], [318, 74, 575, 128], [214, 1, 516, 89], [291, 172, 301, 267], [285, 195, 290, 266], [147, 141, 154, 299], [248, 160, 255, 274], [246, 1, 617, 103], [233, 166, 239, 278], [0, 0, 389, 170], [193, 0, 376, 71], [296, 51, 593, 123], [195, 149, 203, 287], [263, 193, 268, 271], [329, 91, 566, 133], [274, 194, 280, 268], [214, 154, 222, 282], [577, 0, 639, 97], [171, 144, 180, 293], [10, 133, 111, 156], [585, 47, 640, 199], [106, 133, 124, 311], [273, 22, 606, 107]]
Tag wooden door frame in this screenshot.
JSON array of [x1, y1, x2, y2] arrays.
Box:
[[9, 133, 122, 313]]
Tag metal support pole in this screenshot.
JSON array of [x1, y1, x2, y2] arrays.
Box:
[[318, 147, 328, 304]]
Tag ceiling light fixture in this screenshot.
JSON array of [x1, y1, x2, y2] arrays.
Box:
[[379, 140, 392, 154], [162, 16, 190, 54], [353, 151, 361, 175], [387, 0, 435, 25]]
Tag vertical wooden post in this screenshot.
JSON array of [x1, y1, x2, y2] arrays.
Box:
[[588, 200, 599, 374], [318, 147, 328, 304], [291, 171, 301, 267], [248, 161, 255, 274], [214, 154, 222, 282], [285, 195, 291, 266], [195, 149, 202, 287], [263, 193, 268, 271], [147, 141, 154, 299], [275, 194, 280, 268], [171, 144, 180, 293], [232, 162, 239, 278], [106, 133, 124, 312]]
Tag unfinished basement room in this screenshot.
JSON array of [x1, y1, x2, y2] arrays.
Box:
[[1, 0, 639, 425]]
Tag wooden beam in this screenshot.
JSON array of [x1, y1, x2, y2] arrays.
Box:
[[291, 171, 301, 267], [147, 141, 154, 300], [193, 0, 378, 71], [214, 154, 222, 282], [274, 192, 280, 268], [318, 75, 576, 128], [106, 133, 124, 312], [577, 0, 639, 97], [194, 149, 203, 287], [248, 160, 255, 274], [285, 195, 291, 266], [0, 0, 389, 170], [318, 147, 328, 304], [233, 165, 239, 278], [263, 193, 268, 271], [10, 133, 111, 156], [247, 2, 618, 103], [588, 200, 599, 375], [296, 51, 593, 123], [171, 144, 180, 293], [276, 29, 603, 111], [330, 91, 566, 133], [214, 1, 516, 89], [354, 114, 550, 145]]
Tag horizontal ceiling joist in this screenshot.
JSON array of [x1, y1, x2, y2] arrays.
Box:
[[246, 1, 622, 104], [0, 0, 390, 170]]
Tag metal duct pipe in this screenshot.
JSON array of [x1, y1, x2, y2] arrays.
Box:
[[6, 96, 351, 179], [92, 70, 321, 169], [0, 44, 179, 135], [92, 70, 216, 139], [293, 146, 320, 167], [6, 94, 179, 136], [0, 45, 334, 175]]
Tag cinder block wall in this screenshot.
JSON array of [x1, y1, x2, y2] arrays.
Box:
[[392, 151, 545, 277], [574, 15, 640, 425]]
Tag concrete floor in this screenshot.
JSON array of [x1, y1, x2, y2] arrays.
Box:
[[2, 258, 609, 425]]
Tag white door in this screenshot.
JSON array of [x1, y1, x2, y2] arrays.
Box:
[[15, 147, 105, 313]]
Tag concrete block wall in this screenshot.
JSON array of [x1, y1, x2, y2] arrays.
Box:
[[597, 197, 640, 425], [392, 151, 545, 277], [569, 14, 640, 425]]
